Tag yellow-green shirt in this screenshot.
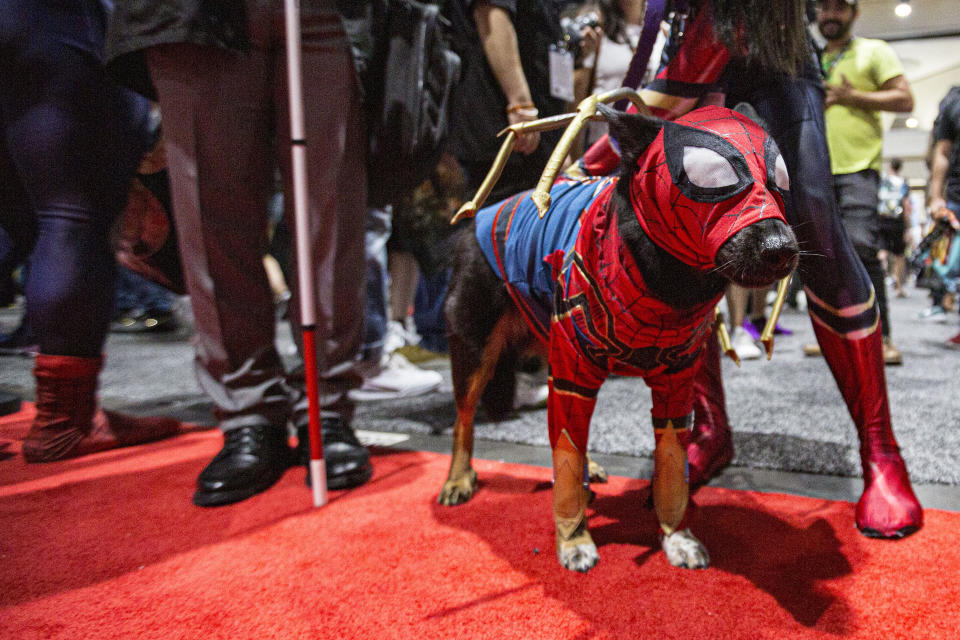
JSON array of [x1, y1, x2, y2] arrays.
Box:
[[822, 37, 904, 175]]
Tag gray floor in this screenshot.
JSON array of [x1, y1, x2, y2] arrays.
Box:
[[2, 281, 959, 511]]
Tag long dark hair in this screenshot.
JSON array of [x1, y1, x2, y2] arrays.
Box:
[[706, 0, 810, 75], [598, 0, 633, 46]]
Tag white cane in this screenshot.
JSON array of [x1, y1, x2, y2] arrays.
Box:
[[284, 0, 327, 507]]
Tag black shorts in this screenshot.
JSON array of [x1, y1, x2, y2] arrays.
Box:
[[879, 215, 906, 255]]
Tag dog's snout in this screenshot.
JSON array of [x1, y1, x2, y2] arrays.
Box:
[[760, 235, 798, 272], [714, 218, 799, 287]]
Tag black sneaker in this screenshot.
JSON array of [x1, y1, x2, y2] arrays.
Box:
[[296, 416, 372, 490], [193, 424, 291, 507]]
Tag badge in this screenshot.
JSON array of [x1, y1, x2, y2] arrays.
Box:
[[549, 45, 575, 102]]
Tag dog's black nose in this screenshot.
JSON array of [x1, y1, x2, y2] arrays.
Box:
[[760, 235, 799, 273]]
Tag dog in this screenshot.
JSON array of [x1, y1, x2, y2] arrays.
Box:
[[437, 104, 798, 572]]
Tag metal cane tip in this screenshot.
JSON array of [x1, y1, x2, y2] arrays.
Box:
[[532, 190, 551, 217]]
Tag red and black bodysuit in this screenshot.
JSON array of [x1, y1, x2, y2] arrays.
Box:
[[571, 2, 922, 537]]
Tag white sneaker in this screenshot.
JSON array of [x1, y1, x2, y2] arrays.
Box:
[[383, 319, 421, 354], [514, 370, 549, 410], [917, 306, 949, 323], [349, 351, 442, 402], [730, 326, 762, 360]]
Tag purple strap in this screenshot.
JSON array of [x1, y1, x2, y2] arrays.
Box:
[[614, 0, 668, 110]]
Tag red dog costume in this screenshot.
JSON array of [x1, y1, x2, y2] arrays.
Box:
[[467, 105, 795, 569]]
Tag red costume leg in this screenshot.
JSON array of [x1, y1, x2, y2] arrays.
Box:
[[812, 321, 922, 537], [23, 354, 182, 462], [688, 334, 733, 490], [547, 328, 606, 571]]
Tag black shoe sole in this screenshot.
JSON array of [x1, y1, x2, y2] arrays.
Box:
[[857, 524, 920, 540], [192, 467, 287, 507]]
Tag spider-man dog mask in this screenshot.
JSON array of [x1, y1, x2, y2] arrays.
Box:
[[601, 103, 797, 284]]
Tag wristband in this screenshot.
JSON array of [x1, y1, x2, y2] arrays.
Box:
[[506, 102, 536, 114]]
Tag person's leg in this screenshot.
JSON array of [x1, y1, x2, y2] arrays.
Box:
[[147, 8, 290, 504], [350, 206, 442, 402], [1, 25, 180, 461], [389, 251, 421, 330], [725, 283, 762, 359], [358, 206, 392, 374], [834, 170, 901, 364], [689, 65, 921, 536], [276, 3, 371, 488], [755, 72, 920, 537]]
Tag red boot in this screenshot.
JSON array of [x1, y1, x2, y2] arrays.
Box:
[[812, 324, 922, 538], [688, 334, 734, 490], [22, 354, 182, 462]]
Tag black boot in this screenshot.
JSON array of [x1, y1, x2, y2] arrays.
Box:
[[193, 424, 291, 507], [297, 416, 372, 490]]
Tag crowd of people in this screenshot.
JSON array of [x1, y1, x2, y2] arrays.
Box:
[[1, 1, 957, 537]]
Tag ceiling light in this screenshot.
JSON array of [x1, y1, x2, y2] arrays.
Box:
[[895, 1, 912, 18], [905, 117, 919, 129]]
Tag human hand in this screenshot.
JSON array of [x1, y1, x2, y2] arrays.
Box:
[[932, 203, 960, 230], [823, 74, 854, 108], [507, 105, 540, 155], [929, 196, 947, 218], [579, 25, 602, 60]]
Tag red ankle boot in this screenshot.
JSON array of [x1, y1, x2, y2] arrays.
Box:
[[22, 354, 182, 462], [688, 335, 734, 490], [812, 324, 922, 537]]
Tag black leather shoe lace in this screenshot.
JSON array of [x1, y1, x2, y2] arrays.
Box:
[[222, 425, 270, 454]]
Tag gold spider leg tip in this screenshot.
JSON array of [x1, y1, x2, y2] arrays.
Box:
[[761, 338, 774, 361], [451, 203, 477, 224]]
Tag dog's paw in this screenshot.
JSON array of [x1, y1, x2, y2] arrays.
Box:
[[586, 454, 608, 483], [556, 523, 599, 572], [661, 528, 710, 569], [437, 469, 478, 506]]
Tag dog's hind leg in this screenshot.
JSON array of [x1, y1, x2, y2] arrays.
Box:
[[438, 311, 528, 506], [585, 454, 608, 483]]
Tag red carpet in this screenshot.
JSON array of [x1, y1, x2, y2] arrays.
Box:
[[1, 404, 958, 639]]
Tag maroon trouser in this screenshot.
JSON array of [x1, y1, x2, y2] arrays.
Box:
[[148, 0, 367, 431]]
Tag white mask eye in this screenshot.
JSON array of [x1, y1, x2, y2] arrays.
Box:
[[682, 146, 739, 189], [774, 153, 790, 191]]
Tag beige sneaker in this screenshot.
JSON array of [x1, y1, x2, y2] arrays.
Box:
[[882, 337, 903, 366], [802, 342, 822, 357]]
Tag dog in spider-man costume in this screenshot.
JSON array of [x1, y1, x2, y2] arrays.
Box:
[[438, 103, 798, 571]]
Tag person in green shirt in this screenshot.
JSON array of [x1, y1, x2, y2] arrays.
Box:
[[816, 0, 914, 365]]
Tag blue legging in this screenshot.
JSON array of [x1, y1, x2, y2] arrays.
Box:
[[0, 4, 151, 356]]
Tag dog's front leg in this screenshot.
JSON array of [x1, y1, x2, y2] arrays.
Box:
[[547, 333, 606, 572], [553, 429, 595, 572], [650, 412, 710, 569]]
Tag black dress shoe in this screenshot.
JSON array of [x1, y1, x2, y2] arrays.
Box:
[[297, 417, 373, 490], [193, 424, 291, 507]]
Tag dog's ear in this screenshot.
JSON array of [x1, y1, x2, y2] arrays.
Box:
[[732, 102, 771, 133], [597, 103, 664, 171]]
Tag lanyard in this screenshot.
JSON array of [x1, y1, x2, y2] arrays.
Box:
[[822, 37, 854, 81], [614, 0, 669, 109]]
